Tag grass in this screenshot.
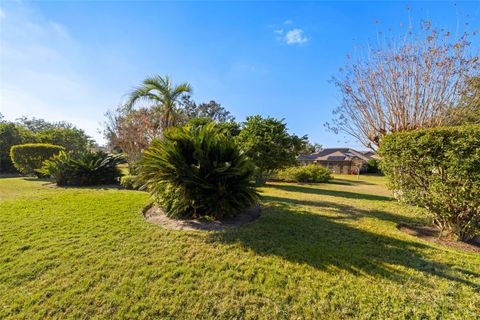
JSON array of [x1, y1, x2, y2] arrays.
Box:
[[0, 175, 479, 319]]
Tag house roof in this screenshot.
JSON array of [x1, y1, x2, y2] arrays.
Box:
[[297, 148, 373, 162]]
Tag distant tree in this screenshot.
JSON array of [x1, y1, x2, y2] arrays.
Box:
[[15, 116, 93, 152], [328, 22, 480, 150], [179, 96, 235, 124], [104, 107, 161, 170], [0, 117, 92, 172], [125, 75, 192, 131], [0, 123, 36, 172], [300, 142, 323, 154], [235, 115, 308, 183]]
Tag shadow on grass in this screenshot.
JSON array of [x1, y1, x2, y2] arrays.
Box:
[[262, 195, 419, 225], [211, 204, 479, 290], [268, 183, 392, 201], [329, 178, 376, 186], [20, 177, 127, 190]]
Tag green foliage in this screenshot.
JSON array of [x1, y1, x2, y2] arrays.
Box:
[[276, 165, 332, 183], [120, 175, 140, 190], [186, 117, 241, 138], [9, 143, 64, 176], [0, 123, 36, 173], [179, 96, 235, 123], [367, 159, 381, 174], [235, 115, 308, 183], [138, 123, 258, 219], [39, 151, 126, 186], [379, 125, 480, 241], [0, 118, 93, 173]]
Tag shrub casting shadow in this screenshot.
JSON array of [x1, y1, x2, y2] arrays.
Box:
[[262, 195, 420, 225], [268, 183, 392, 202], [210, 204, 479, 290]]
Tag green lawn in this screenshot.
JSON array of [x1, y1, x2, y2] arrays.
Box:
[[0, 175, 479, 319]]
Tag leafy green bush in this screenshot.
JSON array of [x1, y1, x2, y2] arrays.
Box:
[[276, 164, 332, 183], [10, 143, 64, 176], [138, 123, 258, 219], [379, 125, 480, 241], [38, 151, 126, 186], [120, 175, 140, 190], [367, 159, 382, 174]]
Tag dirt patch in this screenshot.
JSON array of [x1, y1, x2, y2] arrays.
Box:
[[144, 205, 261, 231], [397, 224, 480, 254]]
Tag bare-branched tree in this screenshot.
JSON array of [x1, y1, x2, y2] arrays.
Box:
[[104, 107, 161, 168], [328, 22, 479, 150]]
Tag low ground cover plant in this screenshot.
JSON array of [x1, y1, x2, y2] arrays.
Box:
[[120, 174, 140, 190], [9, 143, 64, 176], [38, 151, 125, 186], [379, 125, 480, 241], [138, 123, 258, 219], [275, 164, 332, 183]]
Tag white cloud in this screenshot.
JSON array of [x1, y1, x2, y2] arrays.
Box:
[[274, 29, 284, 35], [285, 28, 308, 45], [283, 19, 293, 25]]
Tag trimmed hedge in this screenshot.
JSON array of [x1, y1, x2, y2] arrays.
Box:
[[379, 125, 480, 241], [276, 164, 332, 183], [10, 143, 64, 176], [38, 151, 126, 186]]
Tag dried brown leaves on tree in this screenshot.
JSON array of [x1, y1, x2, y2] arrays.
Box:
[[329, 22, 480, 149], [104, 107, 161, 163]]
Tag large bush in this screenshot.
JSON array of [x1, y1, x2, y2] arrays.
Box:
[[276, 165, 332, 183], [10, 143, 64, 176], [38, 151, 125, 186], [379, 125, 480, 241], [138, 123, 258, 219]]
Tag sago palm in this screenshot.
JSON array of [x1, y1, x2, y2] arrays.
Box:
[[138, 123, 259, 219], [125, 75, 192, 130]]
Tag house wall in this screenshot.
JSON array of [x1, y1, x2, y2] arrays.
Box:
[[298, 159, 368, 174]]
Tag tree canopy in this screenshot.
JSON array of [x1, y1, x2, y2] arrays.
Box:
[[328, 22, 479, 149], [235, 115, 308, 183]]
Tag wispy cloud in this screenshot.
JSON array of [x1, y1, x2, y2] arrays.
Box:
[[273, 20, 309, 45], [285, 28, 308, 45]]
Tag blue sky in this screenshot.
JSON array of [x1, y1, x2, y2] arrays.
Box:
[[1, 1, 479, 147]]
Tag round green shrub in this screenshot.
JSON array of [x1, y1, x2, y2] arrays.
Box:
[[38, 151, 126, 186], [379, 124, 480, 241], [10, 143, 64, 176], [138, 123, 259, 219], [276, 164, 332, 183]]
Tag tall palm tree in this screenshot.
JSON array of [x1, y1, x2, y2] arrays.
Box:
[[125, 75, 192, 130]]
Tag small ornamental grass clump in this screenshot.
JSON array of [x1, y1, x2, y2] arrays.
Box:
[[379, 125, 480, 241], [138, 123, 258, 219], [38, 151, 125, 186], [276, 164, 332, 183], [10, 143, 65, 176]]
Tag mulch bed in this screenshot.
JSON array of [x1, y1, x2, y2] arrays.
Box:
[[144, 205, 261, 231], [397, 223, 480, 254]]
